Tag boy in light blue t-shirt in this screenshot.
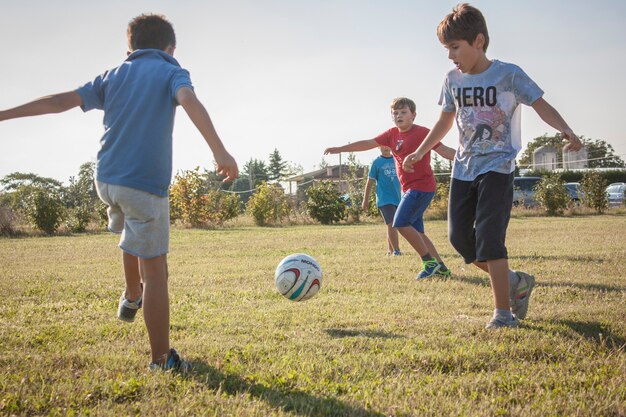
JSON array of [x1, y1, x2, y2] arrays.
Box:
[[0, 14, 238, 368], [362, 146, 402, 256], [403, 4, 581, 329]]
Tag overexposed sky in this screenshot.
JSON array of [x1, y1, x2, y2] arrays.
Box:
[[1, 0, 625, 184]]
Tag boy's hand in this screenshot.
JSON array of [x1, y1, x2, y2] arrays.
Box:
[[324, 147, 339, 155], [214, 151, 238, 183], [562, 129, 582, 152], [402, 153, 422, 173]]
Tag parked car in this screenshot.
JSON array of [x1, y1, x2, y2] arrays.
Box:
[[565, 182, 583, 204], [513, 177, 541, 207], [606, 182, 626, 207]]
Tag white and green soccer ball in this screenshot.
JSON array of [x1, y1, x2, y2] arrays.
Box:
[[275, 253, 322, 302]]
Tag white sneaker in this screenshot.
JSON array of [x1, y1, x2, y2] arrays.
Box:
[[511, 272, 535, 320], [485, 315, 519, 329], [117, 291, 142, 322]]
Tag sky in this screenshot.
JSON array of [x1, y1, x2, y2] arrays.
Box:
[[1, 0, 625, 184]]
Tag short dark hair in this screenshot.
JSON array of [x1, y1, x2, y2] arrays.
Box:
[[390, 97, 416, 113], [437, 3, 489, 52], [127, 14, 176, 51]]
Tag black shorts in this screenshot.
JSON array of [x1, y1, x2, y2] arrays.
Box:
[[448, 171, 513, 263]]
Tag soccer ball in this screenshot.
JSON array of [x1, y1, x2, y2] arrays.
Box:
[[275, 253, 323, 302]]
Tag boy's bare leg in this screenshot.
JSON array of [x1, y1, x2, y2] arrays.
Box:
[[387, 224, 400, 252], [397, 226, 428, 256], [139, 254, 170, 364], [123, 252, 143, 301], [475, 259, 510, 310]]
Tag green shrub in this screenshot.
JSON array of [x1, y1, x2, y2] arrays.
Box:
[[305, 181, 346, 225], [170, 168, 241, 227], [26, 188, 66, 234], [426, 181, 450, 220], [64, 162, 101, 232], [534, 173, 570, 216], [246, 182, 290, 226], [0, 206, 18, 237], [580, 171, 608, 213]]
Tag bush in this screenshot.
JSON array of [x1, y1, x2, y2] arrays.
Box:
[[580, 171, 608, 214], [26, 188, 66, 234], [170, 168, 241, 227], [64, 162, 101, 232], [246, 182, 291, 226], [534, 173, 570, 216], [426, 181, 450, 220], [305, 181, 346, 225], [0, 206, 18, 237]]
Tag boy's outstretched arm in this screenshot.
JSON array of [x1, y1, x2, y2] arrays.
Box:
[[361, 177, 374, 211], [324, 139, 378, 155], [0, 91, 82, 122], [434, 143, 456, 161], [176, 87, 238, 182], [403, 111, 455, 172], [531, 97, 582, 152]]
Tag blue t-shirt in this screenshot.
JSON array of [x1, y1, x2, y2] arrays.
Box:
[[368, 155, 401, 207], [439, 60, 543, 181], [76, 49, 193, 197]]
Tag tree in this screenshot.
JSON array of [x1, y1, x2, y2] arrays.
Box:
[[242, 158, 270, 189], [344, 153, 366, 222], [0, 172, 64, 193], [518, 134, 625, 169], [267, 148, 288, 183]]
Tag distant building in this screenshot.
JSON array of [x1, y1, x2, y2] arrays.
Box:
[[532, 145, 559, 171], [532, 144, 588, 171], [563, 146, 588, 170], [286, 164, 366, 194]]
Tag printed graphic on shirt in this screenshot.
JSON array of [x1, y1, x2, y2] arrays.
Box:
[[440, 60, 543, 181]]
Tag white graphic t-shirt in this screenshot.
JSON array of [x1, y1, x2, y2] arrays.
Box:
[[439, 60, 543, 181]]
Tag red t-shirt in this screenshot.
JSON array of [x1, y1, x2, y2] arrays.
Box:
[[374, 124, 439, 193]]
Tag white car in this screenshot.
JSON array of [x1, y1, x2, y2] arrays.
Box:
[[606, 183, 626, 207]]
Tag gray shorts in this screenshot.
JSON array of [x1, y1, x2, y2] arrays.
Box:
[[95, 181, 169, 259]]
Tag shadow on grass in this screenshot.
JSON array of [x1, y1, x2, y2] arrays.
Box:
[[325, 328, 404, 339], [451, 274, 624, 293], [560, 320, 626, 350], [186, 362, 385, 417]]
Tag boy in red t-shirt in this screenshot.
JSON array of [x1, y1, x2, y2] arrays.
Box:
[[325, 97, 455, 279]]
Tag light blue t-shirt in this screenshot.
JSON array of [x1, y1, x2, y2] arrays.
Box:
[[368, 155, 401, 207], [76, 49, 193, 197], [439, 60, 543, 181]]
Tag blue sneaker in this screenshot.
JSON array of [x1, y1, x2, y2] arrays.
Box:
[[393, 250, 402, 256], [417, 258, 441, 279], [149, 348, 192, 373]]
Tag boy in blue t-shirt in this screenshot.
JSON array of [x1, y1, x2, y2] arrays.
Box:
[[403, 4, 581, 329], [362, 146, 402, 256], [0, 14, 238, 367]]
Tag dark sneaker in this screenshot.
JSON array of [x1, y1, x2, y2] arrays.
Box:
[[485, 315, 519, 330], [149, 348, 192, 373], [417, 258, 441, 279], [117, 291, 142, 323], [510, 271, 535, 320], [393, 250, 402, 256]]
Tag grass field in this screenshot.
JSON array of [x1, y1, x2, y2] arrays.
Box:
[[1, 215, 625, 416]]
